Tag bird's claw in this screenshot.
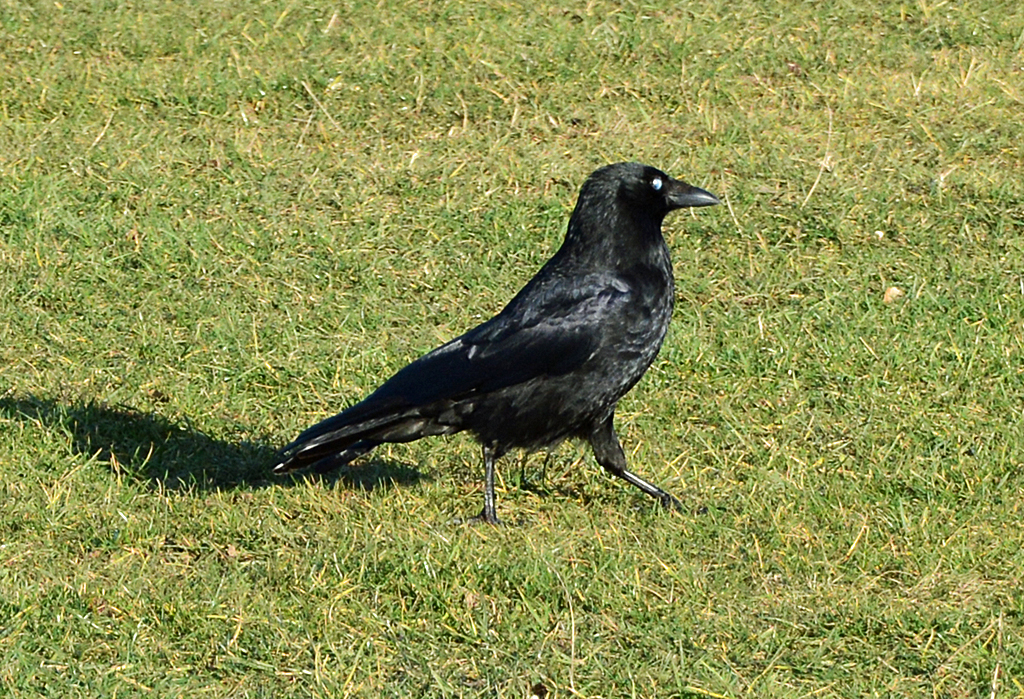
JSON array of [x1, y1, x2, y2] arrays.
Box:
[[468, 509, 504, 526], [660, 492, 684, 511]]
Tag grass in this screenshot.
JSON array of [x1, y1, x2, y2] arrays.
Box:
[[2, 0, 1024, 696]]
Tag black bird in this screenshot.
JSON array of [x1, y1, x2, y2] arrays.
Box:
[[275, 162, 718, 522]]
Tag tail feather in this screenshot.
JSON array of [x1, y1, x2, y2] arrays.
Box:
[[274, 403, 463, 475], [273, 439, 381, 475], [281, 400, 408, 450], [273, 409, 410, 474]]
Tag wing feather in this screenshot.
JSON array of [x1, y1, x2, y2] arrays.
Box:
[[278, 274, 631, 458]]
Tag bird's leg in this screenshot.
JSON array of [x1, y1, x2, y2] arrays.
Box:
[[519, 451, 552, 494], [540, 451, 551, 488], [588, 415, 682, 510], [473, 444, 502, 525]]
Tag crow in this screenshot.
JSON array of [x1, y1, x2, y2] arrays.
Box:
[[274, 162, 718, 523]]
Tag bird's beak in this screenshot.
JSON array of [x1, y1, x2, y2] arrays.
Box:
[[667, 181, 720, 209]]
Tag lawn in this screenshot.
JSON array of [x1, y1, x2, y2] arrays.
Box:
[[2, 0, 1024, 696]]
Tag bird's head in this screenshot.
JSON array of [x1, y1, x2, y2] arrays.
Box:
[[607, 162, 719, 220], [564, 162, 718, 257]]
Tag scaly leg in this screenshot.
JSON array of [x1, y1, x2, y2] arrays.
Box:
[[473, 444, 502, 525], [588, 415, 681, 510]]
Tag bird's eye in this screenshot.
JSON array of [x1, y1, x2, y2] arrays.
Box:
[[651, 177, 664, 191]]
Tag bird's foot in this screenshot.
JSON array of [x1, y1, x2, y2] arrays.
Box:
[[659, 492, 684, 512], [468, 507, 504, 526], [659, 492, 717, 517]]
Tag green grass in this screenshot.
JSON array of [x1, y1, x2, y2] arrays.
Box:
[[2, 0, 1024, 696]]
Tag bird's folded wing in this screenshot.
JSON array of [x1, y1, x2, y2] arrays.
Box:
[[277, 277, 633, 458], [349, 278, 631, 414]]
